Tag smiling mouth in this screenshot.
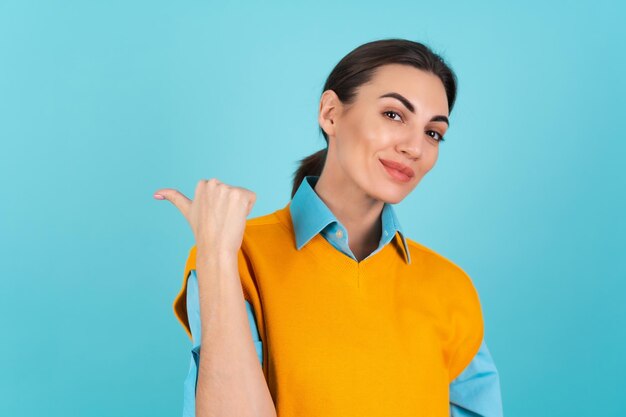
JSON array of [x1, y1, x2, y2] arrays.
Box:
[[380, 159, 412, 183]]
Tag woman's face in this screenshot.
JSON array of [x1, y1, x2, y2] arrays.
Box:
[[319, 63, 449, 204]]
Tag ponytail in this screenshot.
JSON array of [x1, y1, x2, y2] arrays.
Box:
[[291, 147, 328, 198]]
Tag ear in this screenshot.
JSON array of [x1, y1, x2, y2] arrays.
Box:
[[318, 89, 341, 137]]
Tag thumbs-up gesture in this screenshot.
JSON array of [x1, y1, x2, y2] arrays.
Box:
[[154, 178, 257, 258]]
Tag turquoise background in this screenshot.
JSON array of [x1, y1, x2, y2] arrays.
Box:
[[1, 1, 624, 416]]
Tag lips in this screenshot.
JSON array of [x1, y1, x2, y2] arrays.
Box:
[[379, 158, 415, 178]]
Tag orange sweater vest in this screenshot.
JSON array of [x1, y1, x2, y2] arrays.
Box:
[[173, 202, 484, 416]]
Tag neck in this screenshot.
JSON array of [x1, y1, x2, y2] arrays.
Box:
[[313, 170, 384, 260]]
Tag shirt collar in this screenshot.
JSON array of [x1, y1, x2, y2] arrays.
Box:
[[289, 175, 411, 264]]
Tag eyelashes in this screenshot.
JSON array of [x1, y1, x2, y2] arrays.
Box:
[[382, 110, 446, 143], [428, 131, 445, 142], [383, 110, 404, 123]]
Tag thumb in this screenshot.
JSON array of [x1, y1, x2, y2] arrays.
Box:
[[154, 188, 192, 221]]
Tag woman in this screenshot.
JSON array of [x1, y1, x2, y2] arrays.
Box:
[[155, 38, 503, 417]]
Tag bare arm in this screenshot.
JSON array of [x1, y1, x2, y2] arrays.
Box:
[[194, 252, 276, 417], [155, 178, 276, 417]]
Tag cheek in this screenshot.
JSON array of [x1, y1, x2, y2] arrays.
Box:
[[341, 123, 380, 158], [336, 116, 395, 175], [423, 148, 440, 173], [431, 146, 440, 163], [354, 112, 393, 145]]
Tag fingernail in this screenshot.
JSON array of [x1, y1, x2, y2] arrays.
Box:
[[153, 194, 164, 200]]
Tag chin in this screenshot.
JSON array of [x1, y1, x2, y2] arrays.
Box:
[[371, 186, 410, 205], [382, 193, 407, 205], [358, 173, 414, 204], [381, 176, 422, 203]]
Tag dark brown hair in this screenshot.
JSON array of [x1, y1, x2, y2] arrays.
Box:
[[290, 38, 458, 198]]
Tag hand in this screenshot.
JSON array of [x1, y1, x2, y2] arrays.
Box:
[[154, 178, 257, 257]]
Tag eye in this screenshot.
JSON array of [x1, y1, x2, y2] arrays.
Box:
[[427, 130, 445, 142], [383, 110, 403, 122]]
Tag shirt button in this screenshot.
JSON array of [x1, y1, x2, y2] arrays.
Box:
[[335, 230, 343, 238], [384, 230, 388, 236]]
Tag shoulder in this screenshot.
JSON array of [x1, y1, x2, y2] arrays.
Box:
[[245, 211, 283, 227], [240, 209, 294, 254], [184, 210, 289, 267], [404, 237, 480, 303]]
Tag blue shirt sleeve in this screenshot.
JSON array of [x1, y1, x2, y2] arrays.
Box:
[[449, 337, 503, 417], [182, 269, 263, 417]]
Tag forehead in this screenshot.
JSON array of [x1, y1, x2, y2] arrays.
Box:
[[360, 64, 449, 114]]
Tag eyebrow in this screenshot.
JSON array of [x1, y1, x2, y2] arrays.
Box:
[[378, 92, 449, 126]]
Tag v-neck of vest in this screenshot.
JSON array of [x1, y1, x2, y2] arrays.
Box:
[[273, 201, 406, 271]]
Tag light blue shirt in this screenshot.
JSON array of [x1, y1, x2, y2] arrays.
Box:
[[182, 175, 503, 416]]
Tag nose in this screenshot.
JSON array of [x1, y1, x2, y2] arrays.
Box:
[[397, 130, 425, 160]]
